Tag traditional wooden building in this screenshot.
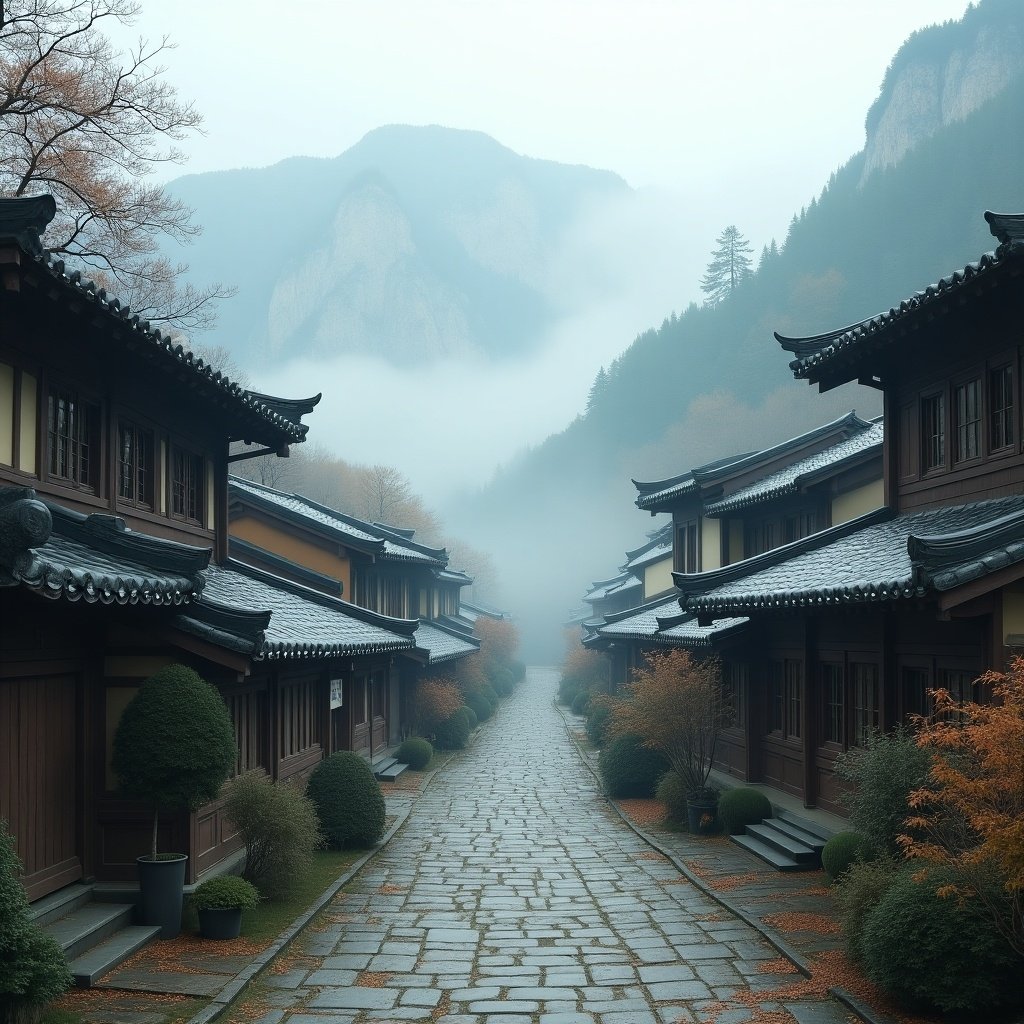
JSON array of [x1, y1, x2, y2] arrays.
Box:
[[0, 194, 427, 923], [226, 476, 479, 755], [673, 210, 1024, 813]]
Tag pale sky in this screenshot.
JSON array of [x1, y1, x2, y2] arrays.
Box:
[[134, 0, 974, 250]]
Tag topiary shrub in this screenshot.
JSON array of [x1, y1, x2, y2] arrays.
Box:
[[224, 772, 321, 898], [112, 664, 237, 859], [821, 830, 871, 882], [396, 737, 432, 771], [510, 660, 526, 683], [599, 734, 671, 798], [835, 855, 900, 964], [571, 689, 591, 716], [465, 692, 492, 723], [481, 683, 499, 708], [463, 704, 479, 730], [655, 770, 689, 823], [834, 725, 931, 858], [718, 788, 773, 835], [0, 819, 72, 1023], [558, 675, 580, 705], [414, 678, 463, 735], [191, 874, 260, 912], [434, 707, 471, 750], [307, 752, 385, 849], [586, 700, 612, 747], [492, 668, 515, 697], [862, 865, 1022, 1015]]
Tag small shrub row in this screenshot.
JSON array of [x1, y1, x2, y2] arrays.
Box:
[[717, 788, 772, 835], [396, 737, 432, 770], [434, 706, 473, 750], [585, 699, 612, 747], [655, 769, 689, 822], [821, 830, 870, 882], [599, 734, 669, 798], [307, 752, 385, 849]]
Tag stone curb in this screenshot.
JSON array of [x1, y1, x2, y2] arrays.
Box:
[[554, 700, 893, 1024], [183, 733, 473, 1024]]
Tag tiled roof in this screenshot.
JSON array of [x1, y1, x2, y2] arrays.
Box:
[[779, 212, 1024, 384], [583, 573, 634, 603], [679, 495, 1024, 617], [435, 568, 474, 586], [461, 600, 509, 621], [0, 486, 207, 605], [591, 595, 748, 648], [623, 540, 673, 573], [704, 420, 883, 515], [228, 536, 343, 596], [200, 560, 416, 660], [633, 471, 698, 510], [413, 621, 480, 664], [0, 197, 312, 446], [228, 477, 447, 567]]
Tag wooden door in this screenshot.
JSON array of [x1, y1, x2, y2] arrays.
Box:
[[351, 673, 370, 757], [370, 670, 387, 753], [0, 674, 82, 901]]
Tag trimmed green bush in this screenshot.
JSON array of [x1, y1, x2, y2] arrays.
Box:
[[492, 668, 515, 696], [586, 701, 612, 747], [396, 737, 432, 771], [862, 865, 1022, 1014], [0, 819, 72, 1022], [834, 726, 931, 858], [571, 689, 591, 716], [465, 692, 492, 723], [821, 830, 871, 882], [434, 707, 471, 750], [599, 734, 671, 798], [112, 664, 237, 859], [225, 772, 321, 897], [463, 705, 479, 730], [510, 660, 526, 682], [557, 675, 580, 705], [655, 770, 689, 822], [835, 856, 900, 964], [307, 752, 386, 849], [481, 683, 499, 708], [718, 788, 773, 835], [191, 875, 260, 912]]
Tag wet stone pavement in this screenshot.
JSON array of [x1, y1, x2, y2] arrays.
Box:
[[256, 667, 853, 1024]]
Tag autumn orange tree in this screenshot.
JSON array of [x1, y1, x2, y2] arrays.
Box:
[[0, 0, 230, 330], [475, 617, 519, 668], [611, 649, 726, 798], [899, 658, 1024, 956], [413, 678, 463, 734]]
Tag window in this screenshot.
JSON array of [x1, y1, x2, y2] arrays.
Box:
[[48, 386, 99, 488], [767, 659, 802, 737], [675, 520, 698, 573], [372, 670, 387, 719], [937, 668, 978, 712], [117, 419, 154, 508], [851, 662, 879, 747], [921, 393, 945, 472], [353, 674, 368, 726], [744, 520, 776, 558], [954, 379, 981, 463], [767, 661, 784, 734], [384, 577, 403, 617], [783, 511, 816, 545], [990, 365, 1014, 452], [821, 663, 844, 745], [785, 659, 802, 739], [901, 665, 931, 721], [721, 661, 747, 728], [170, 447, 204, 523]]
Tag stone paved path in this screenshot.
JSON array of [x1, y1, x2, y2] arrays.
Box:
[[258, 667, 854, 1024]]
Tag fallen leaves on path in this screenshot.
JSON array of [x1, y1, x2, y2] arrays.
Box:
[[762, 912, 842, 935], [377, 882, 407, 894], [356, 971, 393, 987], [106, 934, 267, 977], [617, 798, 668, 827]]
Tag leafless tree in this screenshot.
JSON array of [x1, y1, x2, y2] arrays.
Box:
[[0, 0, 232, 330]]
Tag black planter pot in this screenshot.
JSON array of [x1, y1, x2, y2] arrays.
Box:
[[136, 854, 188, 939], [197, 906, 243, 941], [686, 799, 719, 835]]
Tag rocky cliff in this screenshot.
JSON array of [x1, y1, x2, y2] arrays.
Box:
[[860, 3, 1024, 185]]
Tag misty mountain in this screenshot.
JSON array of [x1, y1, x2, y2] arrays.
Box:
[[167, 125, 626, 366], [446, 0, 1024, 656]]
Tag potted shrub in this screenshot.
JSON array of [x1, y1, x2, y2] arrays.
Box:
[[111, 664, 236, 938], [609, 650, 727, 834], [191, 875, 260, 940]]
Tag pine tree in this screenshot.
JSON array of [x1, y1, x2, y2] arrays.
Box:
[[700, 226, 754, 305]]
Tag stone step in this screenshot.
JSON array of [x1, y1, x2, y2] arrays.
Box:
[[41, 902, 135, 961], [375, 761, 408, 781], [69, 924, 162, 987], [731, 833, 807, 872], [764, 816, 828, 853], [29, 882, 94, 928], [745, 821, 820, 864], [775, 808, 836, 843], [371, 755, 397, 773]]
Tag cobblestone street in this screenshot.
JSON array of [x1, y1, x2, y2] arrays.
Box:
[[256, 667, 852, 1024]]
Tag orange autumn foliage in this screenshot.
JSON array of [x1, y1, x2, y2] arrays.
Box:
[[560, 631, 610, 689], [899, 657, 1024, 955], [475, 617, 519, 665], [413, 678, 464, 733]]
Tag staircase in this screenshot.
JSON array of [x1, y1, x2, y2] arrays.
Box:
[[730, 808, 831, 872], [31, 884, 160, 987], [371, 753, 409, 782]]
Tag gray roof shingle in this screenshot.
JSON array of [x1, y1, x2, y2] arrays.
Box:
[[413, 621, 480, 664]]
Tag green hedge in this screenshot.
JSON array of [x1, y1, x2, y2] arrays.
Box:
[[396, 737, 432, 771], [307, 752, 385, 849], [717, 788, 772, 835], [821, 831, 870, 882], [599, 734, 670, 798]]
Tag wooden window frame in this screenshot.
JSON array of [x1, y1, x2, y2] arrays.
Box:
[[920, 390, 946, 475], [45, 382, 102, 493], [675, 519, 699, 573], [169, 444, 204, 525], [820, 661, 845, 748], [116, 417, 155, 511], [952, 376, 982, 465], [988, 362, 1015, 455], [850, 661, 880, 748]]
